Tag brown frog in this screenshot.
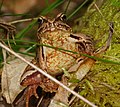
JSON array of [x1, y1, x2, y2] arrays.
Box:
[[19, 13, 112, 107]]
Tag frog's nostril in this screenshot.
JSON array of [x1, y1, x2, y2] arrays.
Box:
[[49, 23, 55, 31]]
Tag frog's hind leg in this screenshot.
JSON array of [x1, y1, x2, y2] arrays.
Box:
[[15, 84, 39, 107]]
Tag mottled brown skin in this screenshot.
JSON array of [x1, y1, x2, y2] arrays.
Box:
[[20, 13, 94, 107]]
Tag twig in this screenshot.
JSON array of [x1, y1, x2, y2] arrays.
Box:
[[0, 42, 97, 107], [94, 2, 118, 37], [9, 18, 38, 24]]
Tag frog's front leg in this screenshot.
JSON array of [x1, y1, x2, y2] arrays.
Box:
[[67, 33, 94, 73], [68, 30, 112, 80]]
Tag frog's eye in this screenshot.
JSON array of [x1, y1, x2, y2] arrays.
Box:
[[60, 14, 66, 21], [38, 17, 44, 25]]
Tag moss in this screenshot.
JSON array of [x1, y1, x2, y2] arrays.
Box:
[[72, 0, 120, 106]]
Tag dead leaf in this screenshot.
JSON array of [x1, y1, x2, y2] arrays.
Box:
[[1, 55, 33, 104]]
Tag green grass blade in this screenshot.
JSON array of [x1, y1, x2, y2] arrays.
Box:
[[64, 0, 71, 14], [41, 0, 64, 15], [45, 0, 49, 6], [0, 0, 4, 13], [3, 39, 120, 65], [17, 51, 35, 57], [82, 54, 120, 65], [15, 19, 37, 39], [67, 0, 88, 19]]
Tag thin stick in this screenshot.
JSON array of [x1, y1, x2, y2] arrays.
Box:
[[9, 18, 38, 24], [94, 3, 118, 36], [0, 42, 97, 107]]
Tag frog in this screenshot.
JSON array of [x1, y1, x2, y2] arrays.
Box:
[[19, 13, 112, 107]]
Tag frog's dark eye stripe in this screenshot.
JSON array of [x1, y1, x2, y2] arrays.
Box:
[[70, 34, 79, 40]]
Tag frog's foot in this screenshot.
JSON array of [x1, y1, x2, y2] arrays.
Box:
[[24, 76, 59, 107], [15, 84, 39, 107], [24, 84, 39, 107]]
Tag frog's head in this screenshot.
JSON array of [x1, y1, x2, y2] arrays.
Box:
[[37, 13, 71, 34]]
